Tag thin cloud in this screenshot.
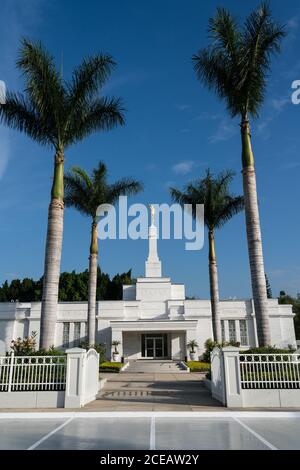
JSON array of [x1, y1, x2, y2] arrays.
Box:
[[193, 111, 220, 121], [0, 128, 10, 180], [164, 180, 176, 190], [271, 97, 290, 112], [287, 16, 298, 30], [256, 94, 291, 140], [175, 104, 190, 111], [0, 0, 45, 180], [208, 119, 237, 143], [172, 160, 195, 175]]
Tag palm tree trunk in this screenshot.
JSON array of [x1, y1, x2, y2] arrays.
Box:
[[40, 150, 64, 350], [208, 229, 222, 342], [241, 118, 270, 346], [87, 220, 98, 346]]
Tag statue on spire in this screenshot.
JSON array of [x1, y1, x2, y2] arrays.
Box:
[[146, 203, 161, 277], [149, 204, 155, 226]]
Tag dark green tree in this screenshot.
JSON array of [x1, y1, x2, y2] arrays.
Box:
[[0, 269, 135, 303], [278, 291, 300, 339], [265, 274, 272, 299], [0, 39, 124, 349], [192, 3, 285, 346], [170, 169, 244, 342], [64, 162, 142, 345]]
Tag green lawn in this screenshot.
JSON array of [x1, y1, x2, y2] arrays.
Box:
[[186, 361, 210, 372]]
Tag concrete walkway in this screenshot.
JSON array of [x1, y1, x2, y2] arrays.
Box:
[[122, 360, 187, 374], [84, 372, 223, 411]]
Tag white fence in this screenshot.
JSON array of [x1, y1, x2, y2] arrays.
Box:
[[210, 347, 300, 408], [0, 353, 66, 392], [0, 348, 100, 408], [240, 353, 300, 389]]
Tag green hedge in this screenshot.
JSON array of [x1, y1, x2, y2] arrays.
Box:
[[99, 361, 123, 372], [240, 346, 296, 354], [186, 361, 210, 372]]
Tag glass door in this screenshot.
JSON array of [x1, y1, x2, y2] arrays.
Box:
[[145, 337, 154, 358], [145, 335, 165, 358], [154, 337, 163, 358]]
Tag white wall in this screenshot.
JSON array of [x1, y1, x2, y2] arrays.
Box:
[[123, 332, 141, 359], [170, 331, 185, 360], [0, 296, 296, 355]]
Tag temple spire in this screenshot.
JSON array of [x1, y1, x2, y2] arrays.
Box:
[[145, 205, 162, 277]]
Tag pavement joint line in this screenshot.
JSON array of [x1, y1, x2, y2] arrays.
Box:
[[27, 416, 75, 450], [150, 416, 156, 450], [233, 417, 278, 450], [1, 411, 300, 419]]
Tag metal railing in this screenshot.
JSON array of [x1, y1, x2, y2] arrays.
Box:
[[239, 353, 300, 389], [0, 353, 67, 392]]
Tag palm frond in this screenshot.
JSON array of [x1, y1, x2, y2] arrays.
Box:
[[69, 166, 93, 189], [64, 172, 93, 217], [193, 2, 285, 118], [92, 161, 108, 187], [240, 2, 286, 117], [65, 162, 142, 219], [214, 195, 245, 229], [0, 91, 52, 146], [68, 54, 116, 107], [17, 38, 64, 132], [66, 96, 125, 146], [209, 7, 241, 59], [108, 179, 143, 203], [170, 169, 244, 230]]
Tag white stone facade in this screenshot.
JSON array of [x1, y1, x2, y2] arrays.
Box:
[[0, 221, 296, 359]]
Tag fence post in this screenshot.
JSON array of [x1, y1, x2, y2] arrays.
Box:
[[64, 348, 86, 408], [210, 347, 226, 405], [222, 346, 243, 407], [8, 352, 14, 392]]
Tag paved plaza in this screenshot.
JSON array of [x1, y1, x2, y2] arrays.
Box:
[[1, 373, 300, 450], [1, 412, 300, 450]]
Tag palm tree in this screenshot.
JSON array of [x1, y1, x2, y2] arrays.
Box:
[[192, 3, 285, 346], [170, 170, 244, 342], [0, 39, 124, 349], [65, 162, 142, 345]]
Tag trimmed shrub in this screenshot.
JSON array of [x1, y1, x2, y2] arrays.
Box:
[[99, 361, 123, 373], [202, 338, 240, 363], [186, 361, 210, 372], [240, 345, 296, 354]]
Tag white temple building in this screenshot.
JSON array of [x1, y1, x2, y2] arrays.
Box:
[[0, 217, 296, 360]]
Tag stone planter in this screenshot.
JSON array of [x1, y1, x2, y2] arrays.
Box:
[[189, 352, 197, 361], [113, 352, 120, 362]]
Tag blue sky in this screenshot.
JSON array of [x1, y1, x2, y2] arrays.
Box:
[[0, 0, 299, 299]]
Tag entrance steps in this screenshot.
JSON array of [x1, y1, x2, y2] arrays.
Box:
[[121, 360, 188, 374]]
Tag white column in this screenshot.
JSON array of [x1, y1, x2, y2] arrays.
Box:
[[69, 322, 75, 347], [64, 348, 86, 408], [235, 320, 241, 344], [145, 224, 162, 277], [80, 322, 86, 341], [222, 346, 243, 407], [251, 316, 259, 347], [224, 320, 229, 342]]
